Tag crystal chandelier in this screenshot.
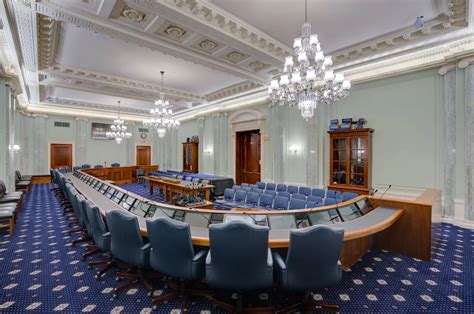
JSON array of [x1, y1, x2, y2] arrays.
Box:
[[143, 71, 180, 138], [269, 0, 351, 120], [106, 101, 132, 144]]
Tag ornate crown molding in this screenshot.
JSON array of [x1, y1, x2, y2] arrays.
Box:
[[205, 80, 262, 102], [37, 13, 60, 69], [439, 64, 457, 75], [74, 117, 88, 122], [458, 56, 474, 68]]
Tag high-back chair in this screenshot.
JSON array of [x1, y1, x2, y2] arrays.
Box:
[[272, 225, 344, 312], [311, 188, 326, 198], [266, 183, 276, 191], [146, 217, 212, 312], [244, 191, 260, 208], [273, 196, 289, 210], [276, 184, 287, 192], [206, 221, 273, 312], [256, 182, 266, 190], [287, 185, 298, 194], [106, 210, 152, 298], [342, 192, 359, 201], [299, 187, 311, 197], [111, 163, 120, 167], [258, 193, 274, 210]]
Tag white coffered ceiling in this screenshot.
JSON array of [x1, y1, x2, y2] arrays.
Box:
[[0, 0, 471, 121]]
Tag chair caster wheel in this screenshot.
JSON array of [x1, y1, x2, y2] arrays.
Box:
[[115, 276, 120, 281], [148, 291, 153, 297], [87, 265, 92, 270], [112, 294, 118, 299], [152, 305, 157, 311]]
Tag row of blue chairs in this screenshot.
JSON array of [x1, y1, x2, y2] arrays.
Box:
[[71, 163, 121, 172], [215, 188, 355, 211]]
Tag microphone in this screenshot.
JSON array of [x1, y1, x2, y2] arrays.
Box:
[[370, 189, 378, 196], [241, 211, 258, 224], [332, 195, 342, 223], [372, 185, 392, 208]]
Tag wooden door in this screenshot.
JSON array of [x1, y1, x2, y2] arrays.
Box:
[[236, 130, 261, 184], [136, 146, 151, 166], [50, 143, 73, 170]]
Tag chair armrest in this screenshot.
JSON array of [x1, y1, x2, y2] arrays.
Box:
[[140, 243, 151, 252], [102, 232, 111, 239], [267, 248, 273, 268], [193, 249, 208, 263], [272, 251, 287, 271], [205, 250, 212, 266]]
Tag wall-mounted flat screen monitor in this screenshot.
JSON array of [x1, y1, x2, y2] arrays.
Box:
[[112, 191, 125, 204], [91, 122, 114, 140], [121, 196, 136, 211]]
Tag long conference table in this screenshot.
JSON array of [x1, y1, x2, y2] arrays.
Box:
[[67, 171, 438, 268]]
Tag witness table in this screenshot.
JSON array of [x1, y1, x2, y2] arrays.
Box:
[[145, 176, 215, 202]]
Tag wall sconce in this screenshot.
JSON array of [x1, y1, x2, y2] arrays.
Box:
[[204, 147, 213, 155], [289, 146, 298, 154], [8, 144, 20, 152]]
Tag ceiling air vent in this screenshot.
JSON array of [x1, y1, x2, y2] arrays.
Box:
[[54, 121, 70, 128]]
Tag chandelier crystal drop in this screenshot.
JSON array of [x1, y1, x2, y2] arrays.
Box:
[[268, 0, 351, 120], [143, 71, 180, 138], [106, 100, 132, 144]]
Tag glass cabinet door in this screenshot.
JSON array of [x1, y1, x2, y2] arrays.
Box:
[[350, 137, 366, 186], [332, 138, 347, 184]]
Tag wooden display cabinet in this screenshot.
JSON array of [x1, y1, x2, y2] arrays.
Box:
[[328, 128, 373, 195], [182, 142, 199, 173]]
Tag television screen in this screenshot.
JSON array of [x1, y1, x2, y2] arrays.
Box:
[[91, 122, 114, 140]]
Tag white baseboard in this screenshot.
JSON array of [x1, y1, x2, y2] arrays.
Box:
[[439, 216, 474, 229]]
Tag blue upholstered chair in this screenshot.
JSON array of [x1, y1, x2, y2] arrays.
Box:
[[82, 164, 91, 169], [258, 193, 274, 210], [111, 163, 120, 167], [233, 190, 247, 206], [311, 188, 326, 198], [299, 187, 311, 197], [307, 195, 323, 204], [342, 192, 359, 201], [291, 193, 307, 201], [94, 164, 103, 168], [277, 191, 290, 199], [146, 218, 212, 312], [273, 196, 289, 210], [306, 201, 323, 209], [83, 200, 113, 279], [273, 225, 344, 312], [324, 198, 337, 206], [287, 185, 298, 194], [252, 188, 263, 194], [289, 199, 306, 210], [232, 185, 241, 190], [264, 190, 276, 197], [241, 186, 252, 192], [241, 183, 250, 187], [244, 191, 259, 208], [136, 168, 145, 184], [266, 183, 276, 191], [206, 221, 273, 312], [215, 188, 235, 208], [276, 184, 287, 192], [326, 190, 341, 200], [256, 182, 266, 190], [71, 193, 92, 247], [106, 210, 152, 298]]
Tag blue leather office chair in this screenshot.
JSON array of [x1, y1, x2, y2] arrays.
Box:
[[206, 221, 273, 312], [311, 188, 326, 198], [256, 182, 266, 190], [241, 186, 252, 192], [273, 225, 344, 312], [146, 217, 212, 312], [264, 190, 276, 197], [233, 190, 247, 206], [287, 185, 298, 194], [342, 192, 359, 201], [71, 193, 92, 247], [266, 183, 276, 191], [106, 210, 152, 298], [291, 193, 306, 201], [111, 163, 120, 167], [214, 188, 235, 209], [258, 193, 274, 210], [241, 183, 250, 187], [299, 187, 311, 197], [289, 199, 306, 210], [276, 184, 287, 192], [273, 196, 289, 210], [277, 191, 290, 199], [83, 200, 114, 279]]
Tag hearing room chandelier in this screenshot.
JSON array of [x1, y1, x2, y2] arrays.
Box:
[[268, 0, 351, 120], [106, 101, 132, 144], [143, 71, 180, 138]]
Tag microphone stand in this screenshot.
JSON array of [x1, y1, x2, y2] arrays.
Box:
[[189, 207, 212, 226], [371, 185, 392, 208]]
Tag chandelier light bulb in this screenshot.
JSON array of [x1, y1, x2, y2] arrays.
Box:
[[293, 37, 302, 49], [298, 51, 308, 63], [279, 75, 289, 86], [335, 73, 344, 83], [270, 79, 280, 90], [309, 34, 319, 46], [291, 71, 301, 84], [342, 80, 351, 89], [324, 70, 334, 81], [323, 56, 333, 66], [306, 68, 316, 82], [315, 51, 324, 61]]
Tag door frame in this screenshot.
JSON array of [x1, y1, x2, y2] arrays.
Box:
[[135, 145, 152, 165], [48, 141, 74, 170]]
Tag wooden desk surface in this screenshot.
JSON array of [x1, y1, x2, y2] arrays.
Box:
[[66, 173, 403, 248]]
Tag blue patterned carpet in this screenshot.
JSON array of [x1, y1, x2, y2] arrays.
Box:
[[0, 183, 472, 313]]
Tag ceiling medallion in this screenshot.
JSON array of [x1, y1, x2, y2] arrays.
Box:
[[199, 40, 217, 51], [249, 61, 269, 71], [121, 7, 145, 22], [226, 51, 244, 63], [164, 25, 187, 40]]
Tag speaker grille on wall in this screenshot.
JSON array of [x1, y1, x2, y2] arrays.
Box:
[[54, 121, 70, 128], [138, 128, 149, 133]]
